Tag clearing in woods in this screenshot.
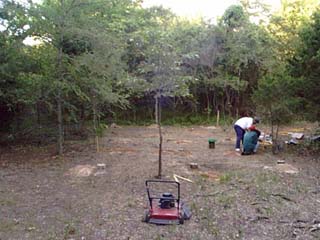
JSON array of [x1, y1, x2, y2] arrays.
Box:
[[0, 125, 319, 240]]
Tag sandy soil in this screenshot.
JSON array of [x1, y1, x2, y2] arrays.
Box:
[[0, 125, 319, 240]]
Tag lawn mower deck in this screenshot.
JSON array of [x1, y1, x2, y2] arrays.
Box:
[[144, 180, 191, 225]]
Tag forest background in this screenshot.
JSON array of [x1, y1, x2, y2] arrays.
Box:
[[1, 0, 319, 154]]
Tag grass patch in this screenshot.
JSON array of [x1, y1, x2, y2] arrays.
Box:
[[198, 205, 220, 235], [114, 111, 234, 126], [47, 232, 59, 240], [219, 173, 233, 184], [0, 219, 17, 232], [262, 206, 274, 216], [63, 222, 76, 239], [254, 172, 280, 185], [204, 220, 219, 236], [155, 235, 166, 240], [256, 187, 270, 200], [0, 198, 16, 207], [216, 194, 235, 208]]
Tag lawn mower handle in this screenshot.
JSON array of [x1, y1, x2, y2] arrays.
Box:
[[145, 180, 181, 208], [145, 180, 180, 196], [145, 179, 180, 187]]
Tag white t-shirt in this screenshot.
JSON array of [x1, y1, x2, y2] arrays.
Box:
[[234, 117, 253, 130]]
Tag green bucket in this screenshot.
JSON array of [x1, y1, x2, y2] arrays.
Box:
[[208, 138, 216, 149]]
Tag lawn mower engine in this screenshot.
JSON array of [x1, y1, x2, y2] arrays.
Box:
[[144, 180, 192, 225], [159, 193, 175, 209]]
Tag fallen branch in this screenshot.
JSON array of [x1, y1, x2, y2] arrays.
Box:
[[173, 174, 193, 183], [310, 223, 320, 232], [173, 175, 179, 182], [249, 216, 270, 222], [195, 192, 221, 197], [278, 220, 291, 224], [271, 193, 296, 203], [195, 190, 228, 197], [311, 187, 320, 194]]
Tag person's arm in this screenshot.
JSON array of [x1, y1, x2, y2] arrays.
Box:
[[252, 132, 259, 145], [246, 118, 254, 130], [254, 129, 261, 138]]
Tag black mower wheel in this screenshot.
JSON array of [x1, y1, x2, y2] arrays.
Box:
[[179, 217, 184, 225], [143, 211, 151, 223]]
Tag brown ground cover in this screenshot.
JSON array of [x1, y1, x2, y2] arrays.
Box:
[[0, 125, 319, 240]]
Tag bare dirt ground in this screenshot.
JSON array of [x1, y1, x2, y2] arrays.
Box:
[[0, 125, 320, 240]]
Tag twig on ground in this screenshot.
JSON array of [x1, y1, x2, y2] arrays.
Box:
[[271, 193, 296, 203], [249, 216, 270, 222], [195, 190, 228, 197], [309, 223, 320, 232], [173, 174, 193, 183]]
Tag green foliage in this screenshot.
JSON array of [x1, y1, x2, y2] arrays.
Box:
[[253, 67, 302, 126], [162, 114, 215, 126], [138, 30, 189, 98], [293, 139, 320, 156], [1, 0, 319, 145], [290, 8, 320, 120], [0, 1, 34, 106], [114, 106, 234, 126], [240, 0, 272, 22], [268, 0, 320, 61], [221, 5, 249, 29]]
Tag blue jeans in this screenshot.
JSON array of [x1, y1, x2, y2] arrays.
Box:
[[234, 125, 245, 149], [254, 141, 259, 152]]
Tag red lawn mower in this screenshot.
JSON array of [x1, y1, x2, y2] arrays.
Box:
[[143, 180, 191, 225]]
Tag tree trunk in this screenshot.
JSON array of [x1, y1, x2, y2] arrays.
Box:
[[158, 120, 163, 178], [133, 107, 136, 122], [225, 87, 232, 117], [206, 87, 210, 121], [272, 124, 280, 154], [57, 55, 63, 155], [157, 96, 162, 178], [36, 101, 41, 129], [56, 0, 65, 155], [270, 110, 277, 154], [270, 109, 274, 137], [155, 95, 159, 125], [57, 92, 63, 155], [36, 101, 42, 145], [216, 110, 220, 127], [15, 105, 22, 133], [92, 95, 99, 152], [236, 69, 241, 118]]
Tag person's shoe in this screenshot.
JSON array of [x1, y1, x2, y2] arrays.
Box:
[[235, 148, 241, 152], [242, 151, 253, 155]]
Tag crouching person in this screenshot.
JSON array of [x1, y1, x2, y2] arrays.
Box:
[[242, 126, 261, 155]]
